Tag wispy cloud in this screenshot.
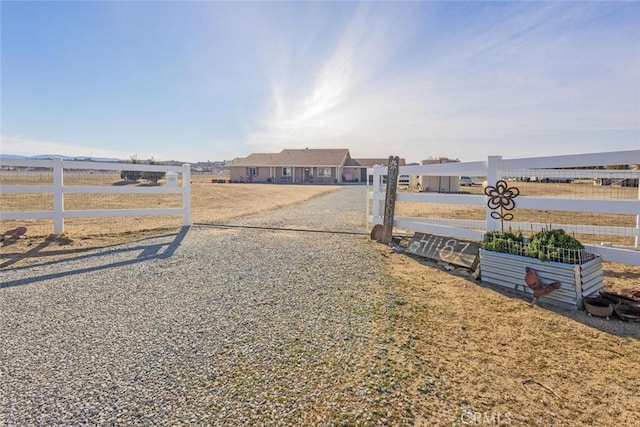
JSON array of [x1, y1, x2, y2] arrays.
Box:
[[247, 2, 639, 160], [3, 2, 637, 163], [249, 12, 361, 151]]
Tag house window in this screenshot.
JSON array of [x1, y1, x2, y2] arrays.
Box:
[[317, 167, 332, 178], [282, 167, 292, 176], [247, 167, 258, 176]]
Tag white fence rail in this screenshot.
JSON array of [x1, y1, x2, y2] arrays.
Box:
[[0, 158, 191, 234], [368, 150, 640, 266]]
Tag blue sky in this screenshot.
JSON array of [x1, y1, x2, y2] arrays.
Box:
[[1, 1, 638, 163]]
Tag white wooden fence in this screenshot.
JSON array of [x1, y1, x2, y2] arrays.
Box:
[[0, 158, 191, 234], [368, 150, 640, 266]]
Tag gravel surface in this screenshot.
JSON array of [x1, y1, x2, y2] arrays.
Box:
[[1, 186, 414, 425]]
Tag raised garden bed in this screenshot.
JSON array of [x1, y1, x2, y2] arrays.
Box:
[[479, 229, 603, 310]]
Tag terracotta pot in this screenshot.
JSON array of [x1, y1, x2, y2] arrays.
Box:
[[583, 297, 614, 317]]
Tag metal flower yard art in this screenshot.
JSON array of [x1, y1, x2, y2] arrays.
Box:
[[484, 180, 520, 232]]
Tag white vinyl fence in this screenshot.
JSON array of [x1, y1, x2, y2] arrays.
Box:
[[0, 158, 191, 235], [368, 150, 640, 266]]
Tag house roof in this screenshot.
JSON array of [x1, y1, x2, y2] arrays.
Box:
[[230, 150, 406, 168], [352, 158, 407, 167], [231, 149, 350, 167], [238, 153, 279, 165], [343, 158, 361, 167]]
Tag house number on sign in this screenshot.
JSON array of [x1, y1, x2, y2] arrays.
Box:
[[406, 233, 480, 269]]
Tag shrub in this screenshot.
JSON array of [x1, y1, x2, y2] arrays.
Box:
[[482, 230, 525, 254], [482, 228, 588, 264], [524, 228, 584, 263]]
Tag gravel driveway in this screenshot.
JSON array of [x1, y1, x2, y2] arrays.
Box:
[[1, 186, 414, 425]]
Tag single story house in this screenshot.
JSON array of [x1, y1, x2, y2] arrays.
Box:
[[229, 149, 405, 184]]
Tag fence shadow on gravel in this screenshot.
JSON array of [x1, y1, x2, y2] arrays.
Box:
[[0, 227, 189, 289]]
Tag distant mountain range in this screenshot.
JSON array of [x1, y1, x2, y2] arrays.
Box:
[[0, 153, 229, 169], [0, 153, 124, 162]]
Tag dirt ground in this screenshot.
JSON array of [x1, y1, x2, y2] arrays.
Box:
[[0, 177, 340, 268], [373, 242, 639, 426], [2, 178, 638, 293], [2, 182, 639, 425]]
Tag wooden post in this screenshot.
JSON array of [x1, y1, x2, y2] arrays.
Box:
[[381, 156, 399, 244], [372, 165, 382, 224]]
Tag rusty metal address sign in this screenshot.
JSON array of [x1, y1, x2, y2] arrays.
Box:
[[381, 155, 400, 244], [406, 232, 481, 270]]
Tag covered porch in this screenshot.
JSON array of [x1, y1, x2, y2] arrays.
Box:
[[267, 166, 340, 184]]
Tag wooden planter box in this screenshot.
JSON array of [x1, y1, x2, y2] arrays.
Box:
[[479, 249, 603, 310]]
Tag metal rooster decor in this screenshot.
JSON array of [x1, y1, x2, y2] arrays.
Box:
[[524, 267, 561, 306]]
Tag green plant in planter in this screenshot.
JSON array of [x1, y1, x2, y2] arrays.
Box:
[[482, 230, 525, 254], [524, 228, 584, 263], [483, 228, 587, 264]]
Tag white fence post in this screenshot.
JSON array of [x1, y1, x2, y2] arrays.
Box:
[[360, 151, 639, 265], [372, 165, 382, 224], [365, 168, 370, 227], [182, 164, 191, 226], [0, 158, 190, 235], [485, 155, 502, 232], [53, 158, 64, 235]]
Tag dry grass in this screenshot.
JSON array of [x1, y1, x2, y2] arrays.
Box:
[[0, 174, 339, 266], [412, 180, 639, 199], [396, 182, 639, 246], [1, 173, 338, 229], [375, 244, 640, 426], [190, 175, 339, 223], [1, 174, 638, 278], [2, 173, 639, 424]]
